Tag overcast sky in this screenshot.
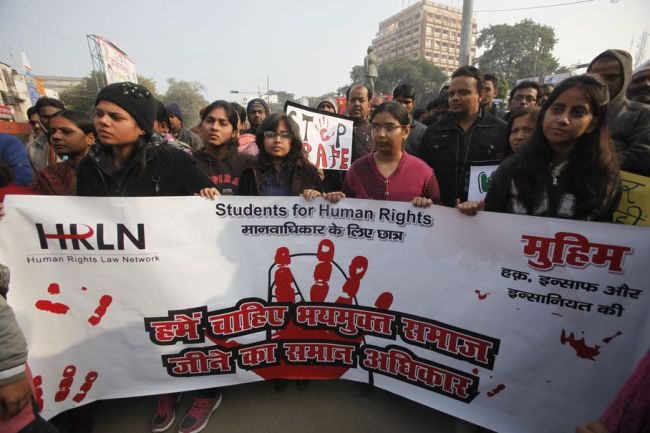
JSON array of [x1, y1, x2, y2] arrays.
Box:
[[1, 0, 648, 101]]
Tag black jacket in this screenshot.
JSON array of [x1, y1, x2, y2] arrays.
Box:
[[76, 138, 212, 197], [485, 154, 621, 222], [239, 164, 322, 196], [417, 109, 507, 206]]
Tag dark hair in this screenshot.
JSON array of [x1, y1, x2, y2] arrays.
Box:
[[200, 100, 239, 149], [154, 100, 169, 125], [500, 106, 540, 158], [255, 113, 310, 184], [50, 110, 96, 136], [346, 84, 373, 101], [451, 66, 484, 92], [426, 91, 449, 111], [483, 73, 498, 88], [509, 81, 541, 100], [371, 101, 410, 125], [511, 74, 618, 219], [231, 102, 246, 124], [541, 83, 555, 92], [393, 83, 416, 100], [412, 107, 426, 121], [35, 97, 65, 113], [27, 106, 38, 117], [201, 101, 238, 129]]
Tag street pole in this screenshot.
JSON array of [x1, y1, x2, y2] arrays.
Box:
[[459, 0, 474, 66]]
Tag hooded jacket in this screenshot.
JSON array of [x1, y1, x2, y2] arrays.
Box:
[[588, 49, 650, 176], [192, 145, 254, 195]]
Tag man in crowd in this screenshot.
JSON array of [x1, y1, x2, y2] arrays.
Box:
[[627, 60, 650, 105], [423, 90, 449, 126], [26, 106, 43, 139], [346, 84, 373, 162], [166, 103, 203, 151], [418, 66, 507, 207], [392, 83, 427, 155], [588, 49, 650, 175], [244, 98, 270, 133], [539, 83, 555, 106], [502, 81, 540, 122], [25, 97, 64, 174], [481, 73, 500, 116], [369, 95, 386, 118]]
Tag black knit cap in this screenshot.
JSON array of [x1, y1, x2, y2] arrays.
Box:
[[95, 82, 155, 137]]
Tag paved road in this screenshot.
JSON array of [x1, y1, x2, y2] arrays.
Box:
[[90, 380, 459, 433]]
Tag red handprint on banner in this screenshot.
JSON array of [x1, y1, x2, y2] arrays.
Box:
[[252, 239, 393, 381], [314, 118, 334, 142], [33, 366, 98, 411], [34, 283, 113, 326]]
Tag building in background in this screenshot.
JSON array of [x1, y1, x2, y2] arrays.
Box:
[[372, 0, 477, 75], [0, 61, 32, 122], [34, 75, 83, 97]]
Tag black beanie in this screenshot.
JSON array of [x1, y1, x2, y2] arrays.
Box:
[[96, 82, 155, 137], [246, 98, 270, 116]]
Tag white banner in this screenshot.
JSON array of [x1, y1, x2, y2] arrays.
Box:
[[468, 164, 499, 202], [1, 196, 649, 433], [285, 101, 353, 171], [96, 35, 138, 85]]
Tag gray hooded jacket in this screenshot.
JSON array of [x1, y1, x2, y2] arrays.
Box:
[[588, 49, 650, 176]]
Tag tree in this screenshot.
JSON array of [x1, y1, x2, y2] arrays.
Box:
[[477, 19, 559, 87], [342, 58, 446, 107], [59, 71, 106, 115], [136, 75, 159, 98], [375, 57, 446, 108], [161, 78, 209, 127], [60, 72, 159, 116]]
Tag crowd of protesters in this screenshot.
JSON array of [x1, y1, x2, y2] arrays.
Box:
[[1, 47, 649, 433]]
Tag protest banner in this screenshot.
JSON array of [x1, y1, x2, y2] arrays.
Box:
[[285, 101, 353, 171], [468, 163, 499, 202], [0, 196, 648, 433], [613, 170, 650, 226]]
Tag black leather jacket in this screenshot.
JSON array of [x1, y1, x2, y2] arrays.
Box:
[[417, 109, 508, 206]]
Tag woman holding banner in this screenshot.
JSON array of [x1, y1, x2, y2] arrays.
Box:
[[235, 113, 322, 197], [482, 75, 621, 221], [193, 100, 255, 195], [323, 101, 440, 207], [76, 82, 212, 197]]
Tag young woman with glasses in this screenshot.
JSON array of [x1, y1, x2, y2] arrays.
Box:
[[236, 113, 322, 197], [324, 101, 440, 207]]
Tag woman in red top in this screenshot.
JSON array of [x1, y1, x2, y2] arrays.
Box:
[[325, 101, 440, 207]]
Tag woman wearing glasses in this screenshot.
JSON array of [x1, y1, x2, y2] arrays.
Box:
[[325, 101, 440, 207], [237, 113, 322, 196]]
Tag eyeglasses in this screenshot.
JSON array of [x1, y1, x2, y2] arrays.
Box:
[[513, 95, 537, 103], [370, 123, 405, 133], [263, 131, 292, 139]]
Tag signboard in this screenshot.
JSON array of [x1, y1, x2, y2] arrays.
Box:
[[285, 101, 354, 171], [95, 35, 138, 85], [468, 163, 499, 201], [614, 170, 650, 226]]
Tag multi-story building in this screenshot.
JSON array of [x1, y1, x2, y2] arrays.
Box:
[[372, 0, 477, 76], [0, 62, 32, 122], [34, 75, 83, 97]]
